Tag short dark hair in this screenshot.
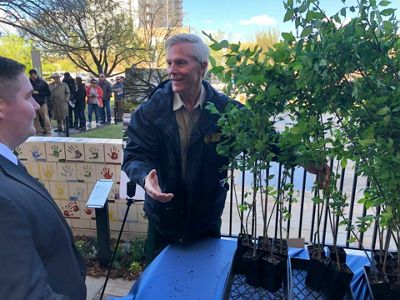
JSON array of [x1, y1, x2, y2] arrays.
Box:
[[28, 69, 38, 75], [0, 56, 26, 101], [76, 76, 83, 85]]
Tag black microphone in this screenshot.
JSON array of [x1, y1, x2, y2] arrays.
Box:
[[127, 181, 136, 198]]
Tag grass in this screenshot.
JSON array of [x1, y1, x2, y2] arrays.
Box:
[[71, 123, 123, 138]]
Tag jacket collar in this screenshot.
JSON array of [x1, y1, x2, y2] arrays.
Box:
[[150, 80, 225, 148]]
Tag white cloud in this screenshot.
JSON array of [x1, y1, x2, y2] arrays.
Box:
[[239, 14, 277, 26], [203, 19, 214, 24]]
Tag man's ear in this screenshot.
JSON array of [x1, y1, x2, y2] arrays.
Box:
[[0, 100, 5, 121], [201, 61, 208, 77]]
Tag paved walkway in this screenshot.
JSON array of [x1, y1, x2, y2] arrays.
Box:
[[86, 276, 134, 300]]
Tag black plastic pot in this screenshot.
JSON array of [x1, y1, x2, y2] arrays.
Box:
[[325, 261, 354, 300], [307, 244, 326, 259], [260, 254, 286, 293], [364, 266, 392, 300], [257, 236, 271, 252], [328, 246, 347, 264], [305, 255, 331, 290], [242, 249, 263, 288], [234, 234, 253, 274]]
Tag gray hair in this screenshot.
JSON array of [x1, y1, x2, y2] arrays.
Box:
[[165, 33, 209, 65]]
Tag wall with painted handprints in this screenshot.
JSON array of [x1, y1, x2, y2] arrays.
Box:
[[14, 136, 147, 239]]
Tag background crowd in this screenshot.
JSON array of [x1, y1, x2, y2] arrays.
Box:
[[29, 71, 125, 135]]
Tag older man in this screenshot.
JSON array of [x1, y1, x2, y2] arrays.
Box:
[[49, 72, 70, 132], [0, 56, 86, 299], [123, 34, 231, 264]]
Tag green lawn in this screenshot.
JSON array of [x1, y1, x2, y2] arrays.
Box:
[[71, 123, 123, 139]]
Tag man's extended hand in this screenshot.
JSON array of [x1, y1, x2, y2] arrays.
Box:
[[304, 162, 331, 189], [144, 169, 174, 202]]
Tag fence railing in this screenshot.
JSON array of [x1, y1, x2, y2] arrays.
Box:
[[221, 159, 397, 251]]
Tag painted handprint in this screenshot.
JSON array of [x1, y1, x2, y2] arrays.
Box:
[[63, 201, 79, 217], [43, 165, 55, 179], [107, 146, 119, 161], [55, 183, 65, 197], [101, 167, 113, 179], [70, 186, 84, 201], [30, 146, 43, 160], [67, 145, 82, 159], [89, 147, 99, 160], [111, 187, 120, 200], [83, 207, 93, 216], [83, 165, 92, 178], [49, 145, 62, 158], [13, 146, 22, 157], [60, 165, 73, 178]]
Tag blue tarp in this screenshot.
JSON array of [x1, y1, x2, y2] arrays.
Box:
[[109, 239, 373, 300]]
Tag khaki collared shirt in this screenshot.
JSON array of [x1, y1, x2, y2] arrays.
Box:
[[173, 86, 206, 176]]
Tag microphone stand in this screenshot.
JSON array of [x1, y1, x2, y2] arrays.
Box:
[[100, 182, 143, 300]]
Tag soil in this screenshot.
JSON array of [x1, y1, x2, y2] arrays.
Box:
[[74, 235, 144, 281]]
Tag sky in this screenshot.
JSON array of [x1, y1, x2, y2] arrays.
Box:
[[183, 0, 400, 42]]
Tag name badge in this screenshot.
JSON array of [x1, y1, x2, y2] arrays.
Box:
[[204, 133, 222, 144]]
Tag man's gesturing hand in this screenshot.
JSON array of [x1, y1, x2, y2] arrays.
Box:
[[144, 169, 174, 202]]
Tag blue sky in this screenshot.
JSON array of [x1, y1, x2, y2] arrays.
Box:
[[183, 0, 400, 41]]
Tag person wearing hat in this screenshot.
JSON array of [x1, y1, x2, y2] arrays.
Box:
[[28, 69, 52, 135], [49, 72, 70, 132]]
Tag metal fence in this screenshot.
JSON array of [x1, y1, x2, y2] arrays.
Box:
[[221, 158, 397, 251]]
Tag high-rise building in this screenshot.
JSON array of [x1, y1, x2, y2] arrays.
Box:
[[119, 0, 183, 28]]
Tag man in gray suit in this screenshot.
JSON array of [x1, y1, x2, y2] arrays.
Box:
[[0, 56, 87, 299]]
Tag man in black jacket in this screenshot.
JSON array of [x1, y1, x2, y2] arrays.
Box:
[[123, 34, 230, 264], [29, 69, 52, 135], [0, 57, 87, 299]]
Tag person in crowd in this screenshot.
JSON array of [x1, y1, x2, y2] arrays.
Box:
[[97, 73, 112, 124], [74, 77, 87, 131], [123, 34, 330, 265], [86, 78, 103, 127], [113, 76, 124, 122], [49, 73, 70, 132], [28, 69, 52, 135], [0, 56, 87, 299], [63, 72, 78, 129]]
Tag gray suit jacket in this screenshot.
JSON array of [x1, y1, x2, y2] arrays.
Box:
[[0, 155, 86, 299]]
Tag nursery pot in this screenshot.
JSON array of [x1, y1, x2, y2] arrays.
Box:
[[242, 249, 263, 288], [234, 234, 252, 274], [364, 266, 392, 300], [260, 254, 286, 293], [307, 244, 326, 259], [305, 255, 330, 290], [258, 236, 271, 253], [325, 261, 354, 300], [328, 246, 347, 264]]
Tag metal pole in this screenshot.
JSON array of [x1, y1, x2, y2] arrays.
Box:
[[95, 202, 111, 266]]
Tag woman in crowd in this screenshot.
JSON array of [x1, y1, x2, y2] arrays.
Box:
[[85, 78, 103, 127]]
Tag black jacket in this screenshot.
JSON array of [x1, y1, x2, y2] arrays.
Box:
[[74, 83, 86, 111], [123, 80, 230, 241], [62, 77, 76, 101], [30, 77, 51, 106]]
